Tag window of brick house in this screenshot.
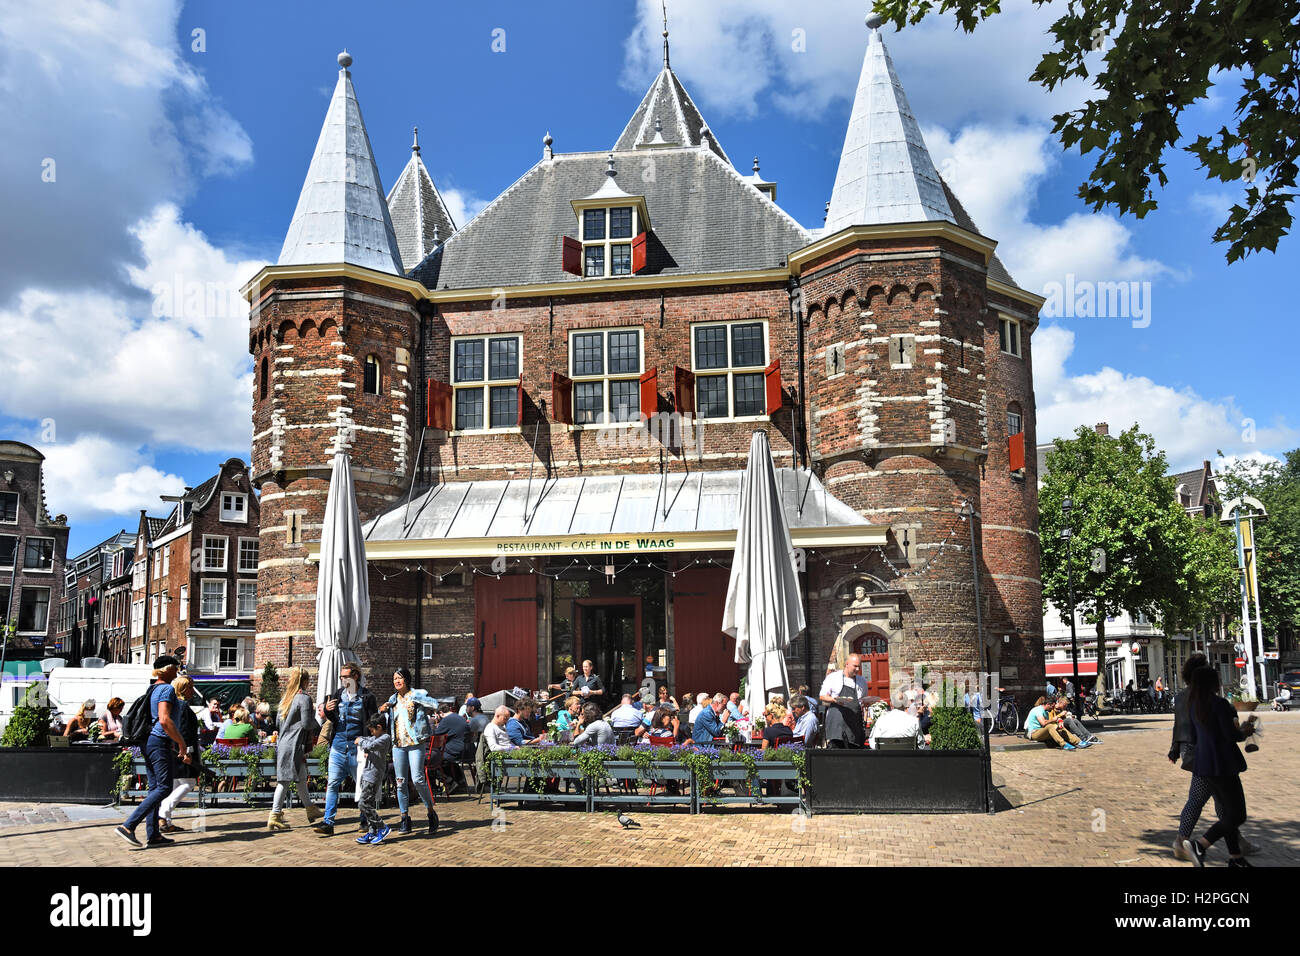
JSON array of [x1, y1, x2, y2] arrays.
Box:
[[581, 206, 638, 277], [200, 579, 226, 619], [202, 535, 227, 571], [179, 585, 188, 621], [17, 587, 49, 633], [364, 354, 381, 395], [260, 356, 268, 400], [0, 534, 17, 569], [998, 317, 1022, 357], [237, 580, 256, 619], [452, 334, 521, 431], [23, 537, 53, 572], [0, 491, 17, 523], [1008, 407, 1023, 436], [220, 493, 247, 523], [238, 538, 258, 573], [692, 321, 768, 420], [568, 328, 643, 424]]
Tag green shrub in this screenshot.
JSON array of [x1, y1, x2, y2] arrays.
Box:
[[2, 685, 51, 748], [929, 707, 981, 751], [258, 662, 281, 710]]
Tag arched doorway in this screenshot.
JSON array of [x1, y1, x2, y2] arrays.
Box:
[[850, 628, 890, 700]]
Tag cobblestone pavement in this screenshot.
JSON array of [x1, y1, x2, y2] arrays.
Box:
[[3, 712, 1295, 867]]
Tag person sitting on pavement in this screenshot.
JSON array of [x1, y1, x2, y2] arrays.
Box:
[[791, 696, 819, 745], [692, 693, 729, 744], [483, 706, 517, 752], [726, 693, 749, 721], [1052, 696, 1098, 744], [1026, 696, 1088, 750], [506, 698, 547, 747], [571, 703, 614, 747], [869, 692, 922, 749]]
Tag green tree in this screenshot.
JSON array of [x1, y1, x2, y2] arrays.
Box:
[[258, 661, 281, 710], [873, 0, 1300, 263], [1215, 449, 1300, 641], [1039, 425, 1237, 697]]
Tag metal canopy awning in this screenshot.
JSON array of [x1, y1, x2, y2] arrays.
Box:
[[319, 468, 888, 561]]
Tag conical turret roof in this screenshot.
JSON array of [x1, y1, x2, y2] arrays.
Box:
[[824, 22, 954, 232], [278, 51, 403, 275], [386, 128, 458, 273]]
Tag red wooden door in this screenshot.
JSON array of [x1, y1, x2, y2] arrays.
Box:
[[475, 574, 539, 693], [851, 633, 891, 700], [672, 567, 740, 696]]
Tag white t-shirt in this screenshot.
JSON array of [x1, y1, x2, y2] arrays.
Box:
[[483, 722, 516, 752], [688, 704, 704, 726], [868, 708, 920, 749], [819, 671, 869, 701]]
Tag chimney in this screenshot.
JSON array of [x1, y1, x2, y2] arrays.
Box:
[[1095, 422, 1109, 436]]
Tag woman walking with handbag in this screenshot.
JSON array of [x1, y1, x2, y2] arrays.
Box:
[[267, 667, 324, 831], [1182, 665, 1257, 867]]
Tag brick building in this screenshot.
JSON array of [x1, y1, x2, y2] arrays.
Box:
[[0, 440, 70, 657], [244, 24, 1046, 705], [55, 530, 134, 662], [128, 458, 260, 674]]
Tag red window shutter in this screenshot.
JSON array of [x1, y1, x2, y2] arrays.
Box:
[[763, 358, 783, 415], [516, 375, 525, 427], [561, 236, 582, 276], [551, 372, 573, 425], [426, 379, 453, 431], [674, 366, 695, 415], [639, 368, 658, 419], [1009, 431, 1025, 472], [631, 232, 648, 274]]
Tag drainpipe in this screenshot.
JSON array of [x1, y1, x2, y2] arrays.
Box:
[[788, 277, 807, 469]]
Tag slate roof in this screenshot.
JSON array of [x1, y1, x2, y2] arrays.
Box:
[[278, 56, 404, 275], [387, 134, 458, 274], [613, 66, 732, 166], [940, 179, 1019, 289], [413, 147, 811, 291], [146, 517, 167, 539]]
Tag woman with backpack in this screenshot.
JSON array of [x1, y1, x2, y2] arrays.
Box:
[[115, 656, 186, 849], [267, 667, 324, 831], [159, 674, 203, 833]]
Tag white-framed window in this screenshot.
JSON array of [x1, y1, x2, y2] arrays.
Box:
[[0, 534, 17, 570], [179, 585, 189, 621], [150, 595, 159, 627], [0, 491, 17, 524], [237, 580, 257, 619], [580, 205, 639, 277], [190, 635, 254, 673], [131, 599, 144, 639], [363, 354, 382, 395], [691, 320, 769, 420], [238, 538, 259, 573], [451, 334, 521, 431], [202, 535, 228, 572], [17, 586, 50, 633], [998, 317, 1022, 357], [22, 537, 54, 572], [1008, 410, 1023, 436], [132, 559, 147, 591], [162, 544, 170, 577], [160, 590, 168, 625], [568, 328, 643, 424], [153, 552, 161, 579], [220, 493, 248, 523], [200, 579, 227, 619]]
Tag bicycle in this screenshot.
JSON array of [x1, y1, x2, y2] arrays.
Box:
[[994, 689, 1020, 736]]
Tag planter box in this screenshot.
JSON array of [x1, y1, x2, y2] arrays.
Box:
[[591, 761, 693, 810], [1232, 701, 1259, 713], [0, 745, 121, 804], [807, 749, 989, 814]]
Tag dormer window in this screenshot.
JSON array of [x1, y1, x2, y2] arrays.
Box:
[[582, 206, 637, 277]]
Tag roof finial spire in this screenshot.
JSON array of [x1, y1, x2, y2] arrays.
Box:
[[412, 126, 420, 155], [543, 130, 554, 160], [866, 12, 886, 31], [337, 49, 352, 70], [662, 0, 670, 68], [606, 153, 617, 178], [753, 156, 760, 174]]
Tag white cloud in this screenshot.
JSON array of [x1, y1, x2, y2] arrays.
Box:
[[38, 435, 188, 523], [0, 203, 265, 454], [1189, 190, 1235, 223], [1034, 325, 1297, 470], [441, 187, 492, 230]]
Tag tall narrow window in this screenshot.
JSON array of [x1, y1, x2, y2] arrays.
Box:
[[260, 357, 268, 399], [998, 317, 1022, 357], [364, 354, 381, 395]]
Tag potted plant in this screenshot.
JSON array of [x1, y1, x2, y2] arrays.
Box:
[[1227, 681, 1259, 712]]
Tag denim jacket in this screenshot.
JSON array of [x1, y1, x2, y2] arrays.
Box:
[[386, 689, 440, 746]]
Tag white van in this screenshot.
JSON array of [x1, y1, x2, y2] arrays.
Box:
[[45, 663, 156, 724]]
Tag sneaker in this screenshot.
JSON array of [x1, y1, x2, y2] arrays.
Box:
[[1228, 857, 1253, 867], [356, 831, 376, 845], [369, 824, 391, 845], [1184, 839, 1207, 867], [398, 815, 412, 834], [1087, 735, 1101, 744], [1062, 743, 1076, 751], [313, 823, 334, 836], [1075, 740, 1091, 749], [114, 825, 141, 848], [1173, 836, 1191, 862], [159, 822, 184, 834]]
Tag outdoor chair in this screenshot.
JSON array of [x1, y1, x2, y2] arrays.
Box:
[[874, 735, 918, 751]]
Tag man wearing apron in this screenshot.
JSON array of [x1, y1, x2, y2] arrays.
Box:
[[819, 654, 871, 748]]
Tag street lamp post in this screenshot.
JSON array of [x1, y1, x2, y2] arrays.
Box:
[[1062, 498, 1081, 717]]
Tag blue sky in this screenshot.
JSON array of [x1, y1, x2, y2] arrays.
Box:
[[2, 0, 1295, 557]]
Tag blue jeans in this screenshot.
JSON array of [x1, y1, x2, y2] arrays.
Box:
[[392, 744, 434, 816], [125, 735, 174, 841], [323, 745, 357, 826]]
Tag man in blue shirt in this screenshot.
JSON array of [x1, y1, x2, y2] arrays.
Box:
[[726, 693, 749, 722], [692, 694, 729, 744], [314, 662, 378, 836], [116, 655, 186, 848], [507, 698, 546, 746]]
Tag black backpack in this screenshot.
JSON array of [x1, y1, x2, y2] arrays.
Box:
[[120, 685, 162, 747]]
